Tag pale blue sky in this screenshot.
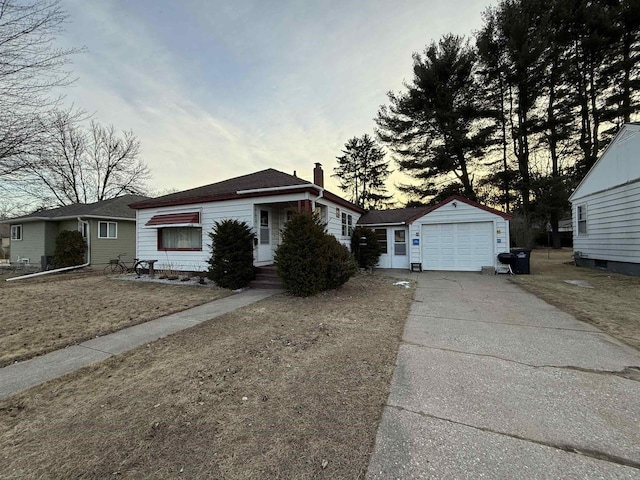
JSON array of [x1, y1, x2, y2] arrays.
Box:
[[59, 0, 489, 197]]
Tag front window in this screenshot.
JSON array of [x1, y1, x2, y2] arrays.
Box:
[[577, 205, 587, 235], [98, 221, 117, 239], [394, 230, 406, 256], [158, 227, 202, 251], [11, 225, 22, 241], [374, 228, 388, 254]]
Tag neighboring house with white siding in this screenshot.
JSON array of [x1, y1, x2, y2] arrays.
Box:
[[358, 195, 512, 272], [569, 123, 640, 276], [129, 164, 364, 272], [1, 195, 146, 269]]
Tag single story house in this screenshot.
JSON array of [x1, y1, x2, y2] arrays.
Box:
[[2, 195, 147, 269], [129, 164, 364, 271], [569, 122, 640, 276], [358, 195, 512, 271]]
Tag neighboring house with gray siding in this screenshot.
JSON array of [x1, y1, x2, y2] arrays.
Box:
[[1, 195, 147, 270], [570, 123, 640, 276]]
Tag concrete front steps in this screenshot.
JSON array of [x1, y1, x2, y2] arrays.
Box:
[[250, 265, 282, 289]]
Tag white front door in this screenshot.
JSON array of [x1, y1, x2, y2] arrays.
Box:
[[257, 208, 273, 264], [391, 228, 409, 269]]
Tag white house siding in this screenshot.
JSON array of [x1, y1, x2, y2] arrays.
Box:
[[571, 125, 640, 200], [569, 125, 640, 274], [136, 192, 362, 271], [573, 180, 640, 265], [408, 201, 509, 271], [136, 198, 253, 272], [315, 197, 361, 249]]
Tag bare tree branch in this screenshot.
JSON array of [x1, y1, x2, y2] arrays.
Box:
[[0, 0, 84, 179]]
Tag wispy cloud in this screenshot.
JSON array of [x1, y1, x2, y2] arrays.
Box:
[[58, 0, 488, 199]]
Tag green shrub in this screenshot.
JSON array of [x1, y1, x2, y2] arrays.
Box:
[[52, 230, 87, 268], [275, 212, 356, 296], [351, 226, 382, 268], [275, 213, 327, 296], [322, 235, 358, 290], [207, 219, 255, 289]]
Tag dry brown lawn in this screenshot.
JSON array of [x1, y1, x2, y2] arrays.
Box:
[[511, 248, 640, 350], [0, 271, 230, 367], [0, 273, 414, 479]]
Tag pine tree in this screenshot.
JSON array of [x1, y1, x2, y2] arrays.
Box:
[[376, 34, 493, 203], [332, 134, 392, 210]]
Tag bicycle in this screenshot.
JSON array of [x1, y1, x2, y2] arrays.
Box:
[[103, 254, 149, 277]]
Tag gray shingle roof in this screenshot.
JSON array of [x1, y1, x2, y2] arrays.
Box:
[[4, 194, 148, 222], [130, 168, 316, 209], [358, 206, 431, 225]]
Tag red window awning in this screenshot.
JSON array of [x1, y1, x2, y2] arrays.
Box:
[[145, 212, 200, 226]]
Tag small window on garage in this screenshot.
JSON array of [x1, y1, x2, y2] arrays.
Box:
[[577, 205, 587, 235], [374, 229, 388, 254], [394, 229, 406, 256]]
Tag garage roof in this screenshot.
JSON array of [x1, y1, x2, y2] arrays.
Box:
[[358, 195, 512, 226]]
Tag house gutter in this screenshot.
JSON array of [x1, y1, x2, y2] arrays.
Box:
[[358, 222, 406, 227], [6, 217, 91, 282]]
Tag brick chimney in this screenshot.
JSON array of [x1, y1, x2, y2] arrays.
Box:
[[313, 163, 324, 188]]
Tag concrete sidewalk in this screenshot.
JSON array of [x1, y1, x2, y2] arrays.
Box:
[[0, 288, 281, 400], [367, 272, 640, 478]]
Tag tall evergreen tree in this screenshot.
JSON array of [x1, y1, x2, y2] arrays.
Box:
[[476, 8, 518, 213], [376, 34, 493, 203], [601, 0, 640, 126], [332, 134, 392, 210], [492, 0, 549, 227], [535, 0, 577, 247]]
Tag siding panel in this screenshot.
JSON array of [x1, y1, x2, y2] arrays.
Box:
[[573, 180, 640, 263], [9, 222, 46, 264]]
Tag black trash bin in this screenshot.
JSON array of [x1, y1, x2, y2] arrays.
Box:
[[510, 248, 532, 274]]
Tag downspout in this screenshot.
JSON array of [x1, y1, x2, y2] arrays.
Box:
[[6, 218, 91, 282]]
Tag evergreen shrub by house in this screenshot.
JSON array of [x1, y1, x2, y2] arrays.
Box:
[[207, 219, 255, 289], [351, 226, 382, 268], [322, 235, 358, 290], [52, 230, 87, 268], [275, 212, 356, 296]]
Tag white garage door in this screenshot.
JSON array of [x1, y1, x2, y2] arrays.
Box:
[[422, 222, 494, 271]]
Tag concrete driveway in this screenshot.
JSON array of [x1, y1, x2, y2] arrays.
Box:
[[367, 271, 640, 479]]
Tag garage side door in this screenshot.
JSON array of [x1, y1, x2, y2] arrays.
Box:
[[422, 222, 494, 271]]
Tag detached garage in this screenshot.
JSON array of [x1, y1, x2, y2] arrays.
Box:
[[358, 195, 512, 272]]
